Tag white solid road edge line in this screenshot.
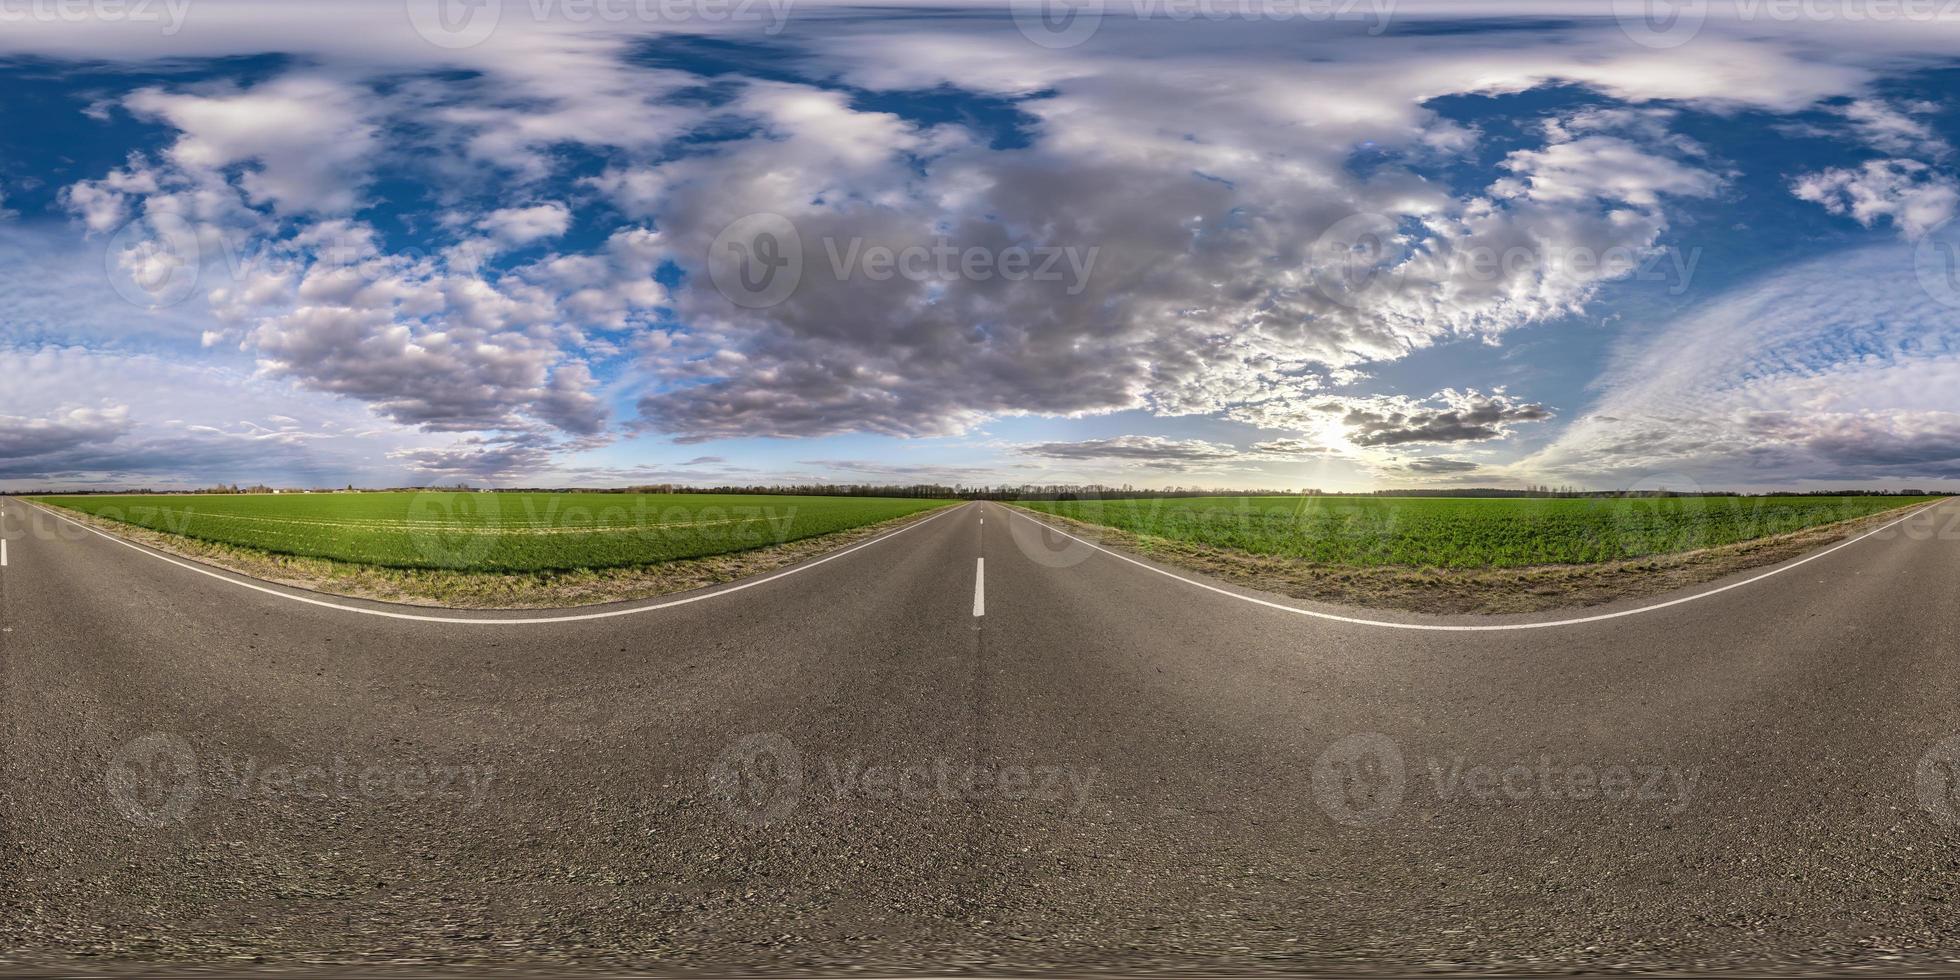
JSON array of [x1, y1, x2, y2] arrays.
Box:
[[973, 557, 985, 617], [19, 499, 966, 626], [1007, 500, 1945, 633]]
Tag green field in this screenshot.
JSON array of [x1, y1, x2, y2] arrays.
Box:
[[1018, 495, 1936, 569], [35, 492, 953, 573]]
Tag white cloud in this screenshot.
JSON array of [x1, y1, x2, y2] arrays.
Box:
[[124, 75, 380, 215], [1231, 388, 1554, 450], [1838, 98, 1950, 159], [1792, 159, 1960, 240], [12, 3, 1960, 484], [478, 202, 572, 245], [1520, 240, 1960, 488]]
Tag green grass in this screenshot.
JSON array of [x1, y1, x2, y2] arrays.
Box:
[[1018, 495, 1937, 569], [34, 492, 953, 573]]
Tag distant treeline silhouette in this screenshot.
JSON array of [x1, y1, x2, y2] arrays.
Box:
[[18, 483, 1949, 499]]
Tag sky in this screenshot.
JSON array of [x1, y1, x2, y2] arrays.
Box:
[[1, 0, 1958, 493]]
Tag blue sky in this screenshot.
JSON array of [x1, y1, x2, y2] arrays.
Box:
[[3, 0, 1959, 492]]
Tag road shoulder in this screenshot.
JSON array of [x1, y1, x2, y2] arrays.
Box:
[[21, 499, 958, 611], [1003, 500, 1940, 616]]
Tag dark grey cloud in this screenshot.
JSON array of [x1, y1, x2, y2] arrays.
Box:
[[628, 54, 1716, 443], [1805, 415, 1960, 470], [386, 432, 559, 480], [0, 431, 351, 488], [1020, 436, 1242, 463], [1247, 438, 1334, 457], [792, 459, 998, 482], [1399, 456, 1481, 474], [0, 406, 130, 461], [1340, 392, 1553, 447]]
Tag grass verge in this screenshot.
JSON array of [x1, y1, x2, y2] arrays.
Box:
[[36, 502, 952, 610], [1007, 501, 1935, 615]]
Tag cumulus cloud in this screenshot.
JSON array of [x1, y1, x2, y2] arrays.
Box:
[[1337, 390, 1554, 447], [123, 76, 379, 216], [479, 202, 572, 245], [630, 62, 1713, 443], [11, 5, 1960, 485], [1792, 159, 1960, 240], [0, 405, 131, 460], [1230, 388, 1553, 449], [387, 432, 559, 480]]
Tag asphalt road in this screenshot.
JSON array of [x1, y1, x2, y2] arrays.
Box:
[[2, 496, 1959, 976]]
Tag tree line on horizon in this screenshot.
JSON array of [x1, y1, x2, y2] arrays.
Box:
[[18, 483, 1949, 499]]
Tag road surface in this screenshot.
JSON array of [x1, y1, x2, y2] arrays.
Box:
[[2, 496, 1958, 975]]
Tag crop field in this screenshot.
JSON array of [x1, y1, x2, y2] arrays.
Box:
[[34, 492, 953, 573], [1018, 495, 1938, 569]]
